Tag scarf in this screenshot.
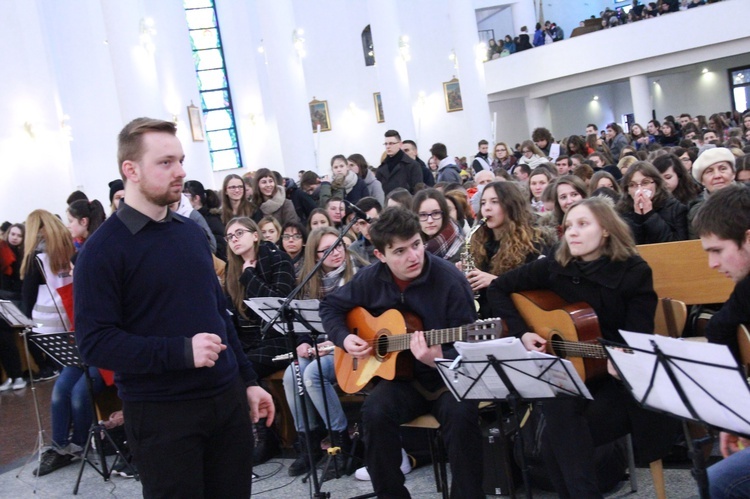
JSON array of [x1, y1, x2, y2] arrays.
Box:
[[424, 220, 463, 260], [342, 170, 358, 194], [261, 186, 286, 215], [385, 149, 405, 168], [320, 263, 346, 296]]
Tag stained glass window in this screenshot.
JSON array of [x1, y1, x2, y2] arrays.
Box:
[[184, 0, 242, 171]]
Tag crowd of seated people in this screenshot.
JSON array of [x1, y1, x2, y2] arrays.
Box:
[[3, 104, 750, 496], [483, 0, 720, 62]]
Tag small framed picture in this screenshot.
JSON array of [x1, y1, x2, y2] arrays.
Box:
[[373, 92, 384, 123], [187, 103, 205, 141], [309, 99, 331, 132], [443, 78, 463, 113]]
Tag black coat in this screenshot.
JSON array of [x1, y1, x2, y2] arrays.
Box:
[[376, 151, 423, 195], [199, 206, 227, 261], [487, 255, 679, 465], [706, 274, 750, 363], [620, 196, 688, 245]]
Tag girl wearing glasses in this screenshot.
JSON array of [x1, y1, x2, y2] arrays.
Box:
[[516, 140, 547, 170], [465, 182, 552, 317], [280, 221, 307, 278], [282, 227, 356, 478], [490, 141, 516, 172], [412, 189, 464, 263], [221, 174, 254, 225], [617, 162, 688, 244]]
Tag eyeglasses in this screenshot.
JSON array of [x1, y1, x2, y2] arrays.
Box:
[[418, 210, 443, 222], [226, 185, 244, 191], [383, 141, 400, 147], [282, 233, 303, 241], [225, 228, 252, 241], [317, 242, 345, 255], [627, 179, 655, 190]]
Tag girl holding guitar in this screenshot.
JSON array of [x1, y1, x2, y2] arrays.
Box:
[[487, 197, 679, 498]]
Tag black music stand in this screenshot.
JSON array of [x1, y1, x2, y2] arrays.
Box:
[[436, 338, 591, 499], [28, 331, 139, 494], [603, 331, 750, 499]]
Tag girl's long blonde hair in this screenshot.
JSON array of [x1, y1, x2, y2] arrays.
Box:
[[298, 227, 354, 299], [21, 210, 75, 277]]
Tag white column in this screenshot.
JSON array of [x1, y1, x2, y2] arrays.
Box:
[[524, 96, 550, 136], [510, 0, 537, 34], [448, 0, 493, 145], [255, 0, 317, 176], [629, 75, 652, 127], [367, 0, 417, 143]]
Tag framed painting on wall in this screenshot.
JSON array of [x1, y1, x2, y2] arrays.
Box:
[[309, 98, 331, 132], [373, 92, 385, 123], [443, 78, 463, 113]]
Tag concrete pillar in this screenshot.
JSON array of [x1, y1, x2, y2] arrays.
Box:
[[255, 0, 317, 175], [629, 74, 652, 126], [524, 96, 550, 136], [448, 0, 493, 145], [367, 0, 417, 146], [510, 0, 537, 35]]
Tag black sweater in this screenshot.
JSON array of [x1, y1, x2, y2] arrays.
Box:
[[74, 204, 257, 402]]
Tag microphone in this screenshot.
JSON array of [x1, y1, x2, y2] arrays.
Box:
[[343, 199, 372, 224]]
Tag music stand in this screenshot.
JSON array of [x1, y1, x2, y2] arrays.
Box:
[[602, 331, 750, 499], [436, 338, 592, 499], [0, 301, 49, 485], [28, 331, 138, 494]]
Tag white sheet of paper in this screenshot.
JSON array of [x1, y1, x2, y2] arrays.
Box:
[[548, 143, 561, 162], [614, 330, 750, 435]]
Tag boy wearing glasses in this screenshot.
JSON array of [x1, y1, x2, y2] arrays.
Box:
[[320, 207, 484, 498]]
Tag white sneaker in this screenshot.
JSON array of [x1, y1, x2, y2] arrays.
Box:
[[0, 378, 12, 392], [12, 378, 27, 390], [354, 448, 412, 481]]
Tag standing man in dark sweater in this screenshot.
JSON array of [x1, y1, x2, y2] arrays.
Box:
[[401, 139, 435, 187], [74, 118, 274, 498], [471, 139, 491, 173], [376, 129, 423, 195]]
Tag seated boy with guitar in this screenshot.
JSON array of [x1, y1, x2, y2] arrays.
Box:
[[319, 207, 486, 499], [694, 184, 750, 499]]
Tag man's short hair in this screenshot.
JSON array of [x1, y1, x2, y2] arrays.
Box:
[[430, 143, 448, 160], [356, 196, 383, 214], [300, 171, 320, 188], [587, 124, 598, 132], [117, 118, 177, 176], [680, 113, 692, 119], [478, 139, 488, 147], [369, 207, 421, 254], [556, 155, 570, 165], [325, 196, 344, 208], [402, 139, 417, 149], [693, 184, 750, 247], [515, 164, 531, 176], [385, 129, 401, 141]]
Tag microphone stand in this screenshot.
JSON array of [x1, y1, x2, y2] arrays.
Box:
[[261, 212, 364, 498]]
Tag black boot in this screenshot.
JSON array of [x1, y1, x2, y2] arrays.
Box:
[[321, 429, 353, 481], [252, 419, 278, 465], [288, 431, 324, 477]]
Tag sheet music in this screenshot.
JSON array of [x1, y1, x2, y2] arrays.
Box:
[[0, 300, 36, 328], [611, 330, 750, 435], [244, 298, 321, 335], [435, 337, 591, 401]]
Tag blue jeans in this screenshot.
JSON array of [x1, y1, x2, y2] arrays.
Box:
[[709, 447, 750, 498], [282, 355, 347, 432], [51, 366, 104, 449]]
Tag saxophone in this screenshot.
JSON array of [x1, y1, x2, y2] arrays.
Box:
[[461, 218, 487, 308], [461, 218, 486, 277]]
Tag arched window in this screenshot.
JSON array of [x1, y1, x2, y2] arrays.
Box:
[[361, 25, 375, 67]]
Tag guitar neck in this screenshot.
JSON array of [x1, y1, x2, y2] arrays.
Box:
[[385, 326, 466, 353], [552, 338, 608, 359]]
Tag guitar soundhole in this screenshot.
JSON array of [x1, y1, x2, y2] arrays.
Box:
[[549, 333, 567, 358], [374, 334, 389, 360]]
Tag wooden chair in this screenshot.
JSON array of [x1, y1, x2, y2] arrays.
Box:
[[261, 370, 296, 448], [401, 414, 448, 499]]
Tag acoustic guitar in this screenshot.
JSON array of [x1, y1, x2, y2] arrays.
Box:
[[334, 307, 502, 394], [510, 290, 607, 382], [737, 324, 750, 377]]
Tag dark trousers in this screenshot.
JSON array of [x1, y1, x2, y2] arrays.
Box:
[[0, 322, 22, 378], [123, 380, 254, 499], [540, 378, 678, 499], [362, 380, 484, 499]]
